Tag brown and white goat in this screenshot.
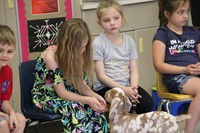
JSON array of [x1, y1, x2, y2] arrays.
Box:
[[105, 87, 191, 133]]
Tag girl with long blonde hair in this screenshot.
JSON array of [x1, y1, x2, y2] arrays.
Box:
[[32, 18, 109, 133]]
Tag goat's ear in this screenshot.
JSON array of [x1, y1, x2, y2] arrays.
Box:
[[109, 99, 119, 120], [104, 90, 111, 103], [124, 95, 132, 112]]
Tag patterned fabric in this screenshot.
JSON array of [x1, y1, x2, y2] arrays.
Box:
[[32, 57, 109, 133]]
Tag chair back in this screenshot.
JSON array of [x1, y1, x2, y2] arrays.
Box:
[[156, 72, 192, 100], [19, 60, 62, 132], [156, 72, 170, 94], [19, 60, 37, 117]]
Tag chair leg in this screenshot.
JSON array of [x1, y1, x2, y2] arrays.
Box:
[[24, 119, 32, 133], [165, 101, 171, 113], [157, 99, 167, 111], [157, 99, 191, 116], [36, 121, 41, 133]]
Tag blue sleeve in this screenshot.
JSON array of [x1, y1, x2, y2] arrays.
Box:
[[153, 27, 169, 45]]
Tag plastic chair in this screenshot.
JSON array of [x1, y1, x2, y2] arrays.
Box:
[[19, 60, 61, 133], [156, 72, 192, 116]]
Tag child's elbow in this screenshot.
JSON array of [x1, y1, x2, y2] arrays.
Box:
[[97, 74, 106, 82]]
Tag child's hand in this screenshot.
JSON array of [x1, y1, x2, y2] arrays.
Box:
[[87, 97, 106, 112], [93, 94, 106, 104], [9, 111, 18, 131], [186, 64, 200, 75], [94, 94, 107, 109], [193, 62, 200, 70], [123, 86, 141, 103], [131, 86, 142, 99]]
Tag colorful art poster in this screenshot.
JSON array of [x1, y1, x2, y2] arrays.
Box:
[[17, 0, 72, 61], [32, 0, 59, 15], [27, 17, 65, 52]]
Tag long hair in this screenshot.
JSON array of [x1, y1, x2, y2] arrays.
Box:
[[0, 25, 16, 47], [158, 0, 189, 27], [55, 18, 93, 91]]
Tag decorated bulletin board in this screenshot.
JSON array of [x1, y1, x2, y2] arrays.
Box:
[[17, 0, 72, 61]]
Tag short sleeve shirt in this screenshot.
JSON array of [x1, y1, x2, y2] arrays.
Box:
[[93, 33, 138, 91], [153, 26, 200, 66], [0, 65, 13, 109]]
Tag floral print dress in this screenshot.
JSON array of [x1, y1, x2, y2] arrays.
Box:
[[32, 57, 109, 133]]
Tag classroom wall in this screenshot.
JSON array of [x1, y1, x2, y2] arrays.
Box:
[[0, 0, 69, 111], [0, 0, 193, 113], [0, 0, 21, 110]]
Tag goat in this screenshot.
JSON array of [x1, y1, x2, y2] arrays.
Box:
[[105, 87, 191, 133]]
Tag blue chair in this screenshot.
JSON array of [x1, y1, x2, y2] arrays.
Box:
[[156, 72, 192, 116], [19, 60, 61, 133]]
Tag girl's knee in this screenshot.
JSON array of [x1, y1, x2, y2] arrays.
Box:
[[16, 113, 27, 127], [12, 114, 26, 133], [0, 119, 8, 126], [191, 89, 200, 97], [0, 120, 9, 133]]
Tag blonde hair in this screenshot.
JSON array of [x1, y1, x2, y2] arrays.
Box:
[[158, 0, 189, 27], [96, 0, 125, 22], [55, 18, 93, 90], [0, 25, 16, 47]]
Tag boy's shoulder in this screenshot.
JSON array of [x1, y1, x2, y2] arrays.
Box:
[[1, 65, 12, 74], [2, 65, 12, 70]]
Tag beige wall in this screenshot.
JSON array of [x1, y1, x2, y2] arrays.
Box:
[[1, 2, 198, 132], [0, 0, 66, 110], [0, 0, 21, 110], [24, 0, 66, 60]]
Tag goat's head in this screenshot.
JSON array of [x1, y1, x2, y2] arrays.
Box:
[[105, 88, 132, 120]]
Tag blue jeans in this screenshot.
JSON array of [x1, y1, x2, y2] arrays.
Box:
[[164, 74, 200, 94]]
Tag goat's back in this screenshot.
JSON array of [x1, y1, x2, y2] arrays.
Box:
[[110, 111, 190, 133]]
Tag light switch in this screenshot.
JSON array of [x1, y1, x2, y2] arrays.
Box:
[[139, 37, 144, 53], [8, 0, 14, 9]]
